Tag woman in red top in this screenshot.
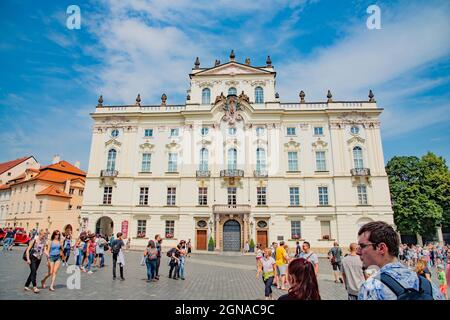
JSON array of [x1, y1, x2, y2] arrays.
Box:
[[83, 235, 96, 274]]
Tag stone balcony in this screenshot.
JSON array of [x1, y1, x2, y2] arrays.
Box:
[[220, 169, 245, 178], [213, 204, 251, 214], [350, 168, 371, 176], [253, 169, 268, 178], [196, 170, 211, 178]]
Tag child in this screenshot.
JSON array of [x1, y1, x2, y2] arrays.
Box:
[[437, 264, 448, 300]]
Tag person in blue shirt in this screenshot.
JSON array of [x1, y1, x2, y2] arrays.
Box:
[[357, 221, 444, 300]]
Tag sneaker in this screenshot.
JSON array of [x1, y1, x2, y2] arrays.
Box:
[[32, 288, 40, 294], [181, 278, 185, 280], [24, 287, 31, 292], [113, 277, 117, 280], [88, 271, 93, 274], [120, 277, 125, 281]]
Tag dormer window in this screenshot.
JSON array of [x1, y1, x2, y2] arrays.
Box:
[[202, 88, 211, 105], [228, 87, 237, 96], [255, 87, 264, 103]]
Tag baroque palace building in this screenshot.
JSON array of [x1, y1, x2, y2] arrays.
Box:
[[81, 52, 394, 253]]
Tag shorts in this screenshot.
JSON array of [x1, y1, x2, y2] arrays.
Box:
[[49, 255, 61, 263], [332, 262, 342, 271], [439, 285, 447, 295], [276, 264, 287, 276]]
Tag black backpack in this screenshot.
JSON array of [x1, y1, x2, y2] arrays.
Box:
[[112, 240, 122, 254], [166, 248, 175, 257], [380, 273, 434, 300]]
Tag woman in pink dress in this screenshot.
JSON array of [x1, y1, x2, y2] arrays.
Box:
[[446, 251, 450, 286]]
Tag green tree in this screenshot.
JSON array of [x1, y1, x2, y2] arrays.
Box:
[[386, 155, 445, 235]]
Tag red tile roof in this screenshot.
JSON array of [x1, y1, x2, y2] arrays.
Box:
[[36, 185, 71, 198], [40, 161, 85, 176], [0, 156, 33, 175]]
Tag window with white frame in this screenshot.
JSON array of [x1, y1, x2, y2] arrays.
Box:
[[288, 152, 298, 171], [353, 146, 364, 169], [165, 220, 175, 238], [257, 187, 267, 205], [29, 201, 32, 213], [144, 129, 153, 137], [287, 127, 296, 136], [256, 148, 266, 172], [228, 87, 237, 95], [202, 88, 211, 105], [168, 153, 178, 172], [139, 187, 149, 205], [315, 151, 327, 171], [227, 148, 237, 170], [167, 187, 176, 206], [141, 153, 151, 172], [137, 220, 146, 238], [321, 221, 331, 239], [107, 149, 117, 171], [201, 127, 209, 136], [79, 189, 83, 196], [289, 187, 300, 206], [199, 148, 208, 171], [170, 128, 179, 137], [103, 187, 112, 204], [69, 188, 74, 195], [228, 187, 237, 205], [318, 187, 329, 205], [228, 127, 237, 136], [357, 184, 368, 205], [291, 221, 301, 239], [255, 86, 264, 103], [256, 126, 265, 136], [198, 187, 207, 205], [314, 127, 324, 135]]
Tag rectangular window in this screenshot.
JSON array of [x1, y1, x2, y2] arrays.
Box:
[[144, 129, 153, 137], [139, 187, 149, 205], [288, 152, 298, 171], [103, 187, 112, 204], [141, 153, 152, 172], [357, 185, 368, 205], [168, 153, 178, 172], [22, 202, 26, 213], [137, 220, 147, 238], [69, 188, 74, 195], [198, 187, 207, 206], [170, 128, 179, 137], [316, 151, 327, 171], [227, 187, 237, 205], [79, 189, 84, 196], [287, 127, 296, 136], [318, 187, 329, 205], [165, 220, 175, 238], [167, 187, 176, 206], [314, 127, 323, 135], [38, 201, 43, 212], [256, 127, 265, 136], [289, 187, 300, 206], [291, 221, 301, 239], [29, 201, 32, 213], [321, 221, 331, 239], [257, 187, 267, 206]]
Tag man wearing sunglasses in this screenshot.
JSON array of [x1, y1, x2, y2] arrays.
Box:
[[356, 221, 443, 300]]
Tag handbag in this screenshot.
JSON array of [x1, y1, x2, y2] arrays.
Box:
[[22, 246, 35, 262]]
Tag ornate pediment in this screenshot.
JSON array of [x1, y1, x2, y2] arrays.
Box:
[[223, 138, 240, 147], [254, 138, 268, 146], [312, 138, 328, 149], [165, 141, 181, 151], [139, 142, 155, 151], [284, 140, 300, 152], [195, 62, 271, 76], [347, 136, 365, 145], [105, 139, 121, 148]]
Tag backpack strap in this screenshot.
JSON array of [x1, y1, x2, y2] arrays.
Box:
[[379, 273, 406, 297], [418, 275, 432, 296]]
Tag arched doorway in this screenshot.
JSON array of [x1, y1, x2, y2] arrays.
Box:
[[223, 220, 241, 252], [63, 224, 73, 236], [96, 216, 114, 237]]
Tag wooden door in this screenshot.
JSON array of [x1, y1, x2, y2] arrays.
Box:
[[196, 230, 207, 250], [257, 230, 268, 249]]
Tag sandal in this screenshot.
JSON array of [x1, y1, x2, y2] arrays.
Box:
[[49, 287, 55, 291], [24, 287, 31, 291]]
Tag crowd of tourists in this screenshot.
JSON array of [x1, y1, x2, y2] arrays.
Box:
[[255, 221, 449, 300]]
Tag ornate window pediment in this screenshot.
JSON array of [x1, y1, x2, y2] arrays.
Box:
[[312, 138, 328, 149], [165, 141, 181, 151], [105, 139, 121, 148], [139, 142, 155, 151], [251, 80, 267, 87], [347, 136, 365, 145], [284, 140, 300, 152]]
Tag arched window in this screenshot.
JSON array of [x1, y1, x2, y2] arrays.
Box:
[[353, 146, 364, 169], [256, 148, 266, 171], [202, 88, 211, 105], [107, 149, 117, 171], [255, 87, 264, 103], [199, 148, 208, 171], [228, 87, 237, 95], [228, 148, 237, 170]]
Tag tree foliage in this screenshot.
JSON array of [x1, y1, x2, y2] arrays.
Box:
[[386, 152, 449, 235]]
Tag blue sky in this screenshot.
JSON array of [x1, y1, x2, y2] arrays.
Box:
[[0, 0, 449, 170]]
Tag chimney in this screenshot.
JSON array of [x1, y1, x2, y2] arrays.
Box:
[[74, 161, 80, 168], [52, 154, 60, 164]]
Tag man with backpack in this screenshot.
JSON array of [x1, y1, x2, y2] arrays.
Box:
[[328, 242, 344, 283], [154, 234, 162, 280], [357, 221, 444, 300], [167, 246, 180, 279], [111, 232, 125, 280]]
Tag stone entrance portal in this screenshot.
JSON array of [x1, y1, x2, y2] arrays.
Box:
[[223, 220, 241, 251]]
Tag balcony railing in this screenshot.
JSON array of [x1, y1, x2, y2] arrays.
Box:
[[213, 204, 251, 214], [350, 168, 370, 176], [220, 169, 244, 178], [253, 170, 268, 178], [196, 170, 211, 178], [100, 170, 118, 177]]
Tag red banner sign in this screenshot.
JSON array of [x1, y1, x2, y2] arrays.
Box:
[[121, 221, 128, 238]]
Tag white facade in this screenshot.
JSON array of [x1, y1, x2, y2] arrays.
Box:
[[81, 55, 393, 253]]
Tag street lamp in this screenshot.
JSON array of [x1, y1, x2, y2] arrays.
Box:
[[250, 221, 254, 236]]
